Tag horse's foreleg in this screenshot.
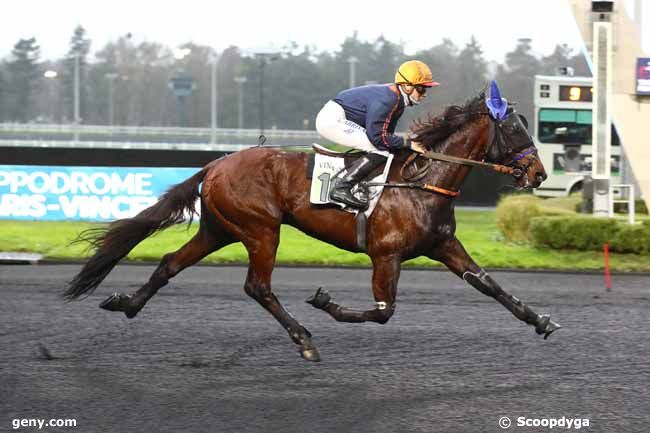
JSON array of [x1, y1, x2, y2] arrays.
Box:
[[100, 225, 231, 318], [429, 237, 560, 338], [243, 227, 320, 362], [307, 254, 400, 325]]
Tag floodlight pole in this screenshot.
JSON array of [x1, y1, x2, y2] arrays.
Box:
[[105, 72, 118, 126], [259, 56, 266, 135], [348, 56, 358, 88], [234, 76, 247, 129], [210, 53, 220, 144], [255, 52, 279, 136], [73, 51, 80, 142]]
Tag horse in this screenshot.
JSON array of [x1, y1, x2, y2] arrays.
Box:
[[64, 82, 560, 362]]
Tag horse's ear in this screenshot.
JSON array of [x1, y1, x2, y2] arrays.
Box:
[[480, 82, 490, 98]]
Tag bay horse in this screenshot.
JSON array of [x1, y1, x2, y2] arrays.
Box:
[[64, 84, 560, 362]]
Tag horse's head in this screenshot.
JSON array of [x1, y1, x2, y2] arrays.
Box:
[[484, 80, 547, 189]]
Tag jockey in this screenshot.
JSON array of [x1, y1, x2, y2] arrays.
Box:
[[315, 60, 439, 210]]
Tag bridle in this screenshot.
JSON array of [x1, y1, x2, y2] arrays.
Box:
[[486, 110, 538, 181]]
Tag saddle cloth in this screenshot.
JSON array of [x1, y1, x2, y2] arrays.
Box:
[[309, 144, 393, 218]]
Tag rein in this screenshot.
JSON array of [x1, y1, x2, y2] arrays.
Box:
[[370, 149, 522, 198], [361, 180, 460, 197], [421, 150, 521, 176]]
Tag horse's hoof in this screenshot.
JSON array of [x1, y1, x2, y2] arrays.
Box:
[[99, 293, 128, 311], [99, 293, 138, 318], [535, 314, 562, 339], [299, 347, 321, 362], [306, 287, 331, 309]]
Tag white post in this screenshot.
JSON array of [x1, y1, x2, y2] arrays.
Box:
[[629, 185, 635, 225], [591, 18, 613, 217]]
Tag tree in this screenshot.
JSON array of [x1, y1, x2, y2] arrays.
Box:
[[92, 35, 175, 126], [62, 25, 91, 123], [130, 41, 176, 126], [495, 38, 542, 122], [0, 31, 593, 130], [402, 39, 461, 128], [457, 36, 488, 97], [568, 51, 591, 77], [264, 44, 331, 129], [541, 44, 573, 75], [368, 35, 405, 85], [216, 46, 244, 128], [6, 37, 41, 122]]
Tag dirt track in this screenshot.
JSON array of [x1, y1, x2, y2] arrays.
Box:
[[1, 264, 649, 432]]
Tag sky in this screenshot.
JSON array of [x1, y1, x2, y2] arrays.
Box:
[[1, 0, 648, 63]]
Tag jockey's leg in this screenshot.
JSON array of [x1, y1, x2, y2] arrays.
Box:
[[329, 153, 387, 210], [428, 237, 560, 338], [315, 100, 387, 210], [307, 254, 400, 324]]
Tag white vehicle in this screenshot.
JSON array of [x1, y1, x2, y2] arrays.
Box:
[[532, 75, 620, 197]]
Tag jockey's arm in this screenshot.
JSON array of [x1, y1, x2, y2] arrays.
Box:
[[365, 100, 410, 152]]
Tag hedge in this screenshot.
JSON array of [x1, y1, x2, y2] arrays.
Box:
[[530, 216, 619, 250], [531, 216, 650, 254], [609, 219, 650, 254], [496, 194, 574, 242]]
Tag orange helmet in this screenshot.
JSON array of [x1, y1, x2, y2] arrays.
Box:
[[395, 60, 440, 87]]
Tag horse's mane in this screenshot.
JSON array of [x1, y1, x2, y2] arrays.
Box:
[[410, 91, 486, 151]]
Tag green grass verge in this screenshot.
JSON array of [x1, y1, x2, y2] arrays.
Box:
[[1, 210, 649, 271]]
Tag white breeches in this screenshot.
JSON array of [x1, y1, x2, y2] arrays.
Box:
[[315, 100, 387, 155]]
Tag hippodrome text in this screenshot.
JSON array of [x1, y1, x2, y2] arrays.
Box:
[[0, 166, 197, 221]]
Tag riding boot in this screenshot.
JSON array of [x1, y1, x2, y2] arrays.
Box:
[[330, 153, 386, 210]]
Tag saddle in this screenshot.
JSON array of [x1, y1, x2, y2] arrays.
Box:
[[308, 144, 395, 253], [310, 143, 387, 180]]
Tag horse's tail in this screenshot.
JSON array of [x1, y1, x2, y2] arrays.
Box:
[[63, 167, 208, 301]]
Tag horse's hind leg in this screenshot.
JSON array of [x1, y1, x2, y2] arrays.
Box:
[[100, 224, 233, 318], [242, 226, 320, 362], [306, 254, 400, 325], [428, 237, 561, 338]]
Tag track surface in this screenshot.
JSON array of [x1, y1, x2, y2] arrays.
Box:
[[1, 264, 649, 432]]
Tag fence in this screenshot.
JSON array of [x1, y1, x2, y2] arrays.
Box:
[[0, 123, 323, 149]]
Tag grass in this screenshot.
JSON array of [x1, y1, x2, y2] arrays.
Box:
[[1, 209, 649, 272]]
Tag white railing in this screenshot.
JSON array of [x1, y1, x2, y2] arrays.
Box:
[[0, 139, 256, 152], [0, 123, 321, 139], [0, 123, 324, 150]]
